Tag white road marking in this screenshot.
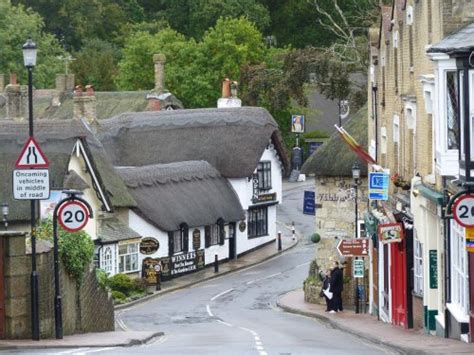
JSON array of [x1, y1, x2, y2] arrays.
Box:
[[116, 317, 128, 331], [239, 326, 267, 353], [206, 304, 214, 317], [246, 272, 282, 285], [82, 348, 115, 354], [58, 348, 89, 354], [210, 288, 234, 301], [296, 261, 311, 268], [216, 319, 233, 327]]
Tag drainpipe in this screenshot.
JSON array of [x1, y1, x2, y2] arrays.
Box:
[[372, 86, 378, 162], [442, 177, 450, 338]]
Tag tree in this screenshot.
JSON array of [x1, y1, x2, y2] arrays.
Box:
[[70, 39, 121, 91], [0, 1, 67, 88]]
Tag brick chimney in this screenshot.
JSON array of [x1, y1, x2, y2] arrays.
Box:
[[73, 84, 97, 124], [5, 74, 28, 120], [217, 79, 241, 108], [52, 74, 75, 107], [146, 54, 167, 111]]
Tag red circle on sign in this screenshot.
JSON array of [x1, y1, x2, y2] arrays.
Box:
[[453, 194, 474, 228], [57, 200, 89, 233]]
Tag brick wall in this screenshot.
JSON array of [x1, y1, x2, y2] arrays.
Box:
[[2, 232, 114, 339]]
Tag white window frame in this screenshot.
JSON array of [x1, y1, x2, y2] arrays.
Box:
[[450, 221, 468, 316], [118, 242, 140, 273], [413, 231, 423, 297], [101, 246, 114, 274]]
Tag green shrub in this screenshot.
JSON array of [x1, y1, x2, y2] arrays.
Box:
[[310, 233, 321, 243], [37, 219, 94, 283], [109, 273, 135, 296], [96, 269, 110, 291], [112, 290, 127, 302], [132, 277, 147, 293]]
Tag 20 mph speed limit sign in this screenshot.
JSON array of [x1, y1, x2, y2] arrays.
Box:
[[453, 194, 474, 227], [58, 200, 89, 232]]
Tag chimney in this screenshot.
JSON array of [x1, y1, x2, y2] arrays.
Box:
[[217, 79, 241, 108], [73, 84, 97, 124], [5, 73, 27, 120], [0, 74, 5, 92], [52, 74, 74, 107], [146, 54, 167, 111]]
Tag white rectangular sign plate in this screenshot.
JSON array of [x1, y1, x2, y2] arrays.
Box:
[[13, 169, 50, 200]]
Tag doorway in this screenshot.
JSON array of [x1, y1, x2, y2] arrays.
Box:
[[229, 223, 236, 259]]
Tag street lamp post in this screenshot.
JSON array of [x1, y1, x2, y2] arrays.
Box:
[[23, 37, 40, 340], [352, 161, 361, 314]]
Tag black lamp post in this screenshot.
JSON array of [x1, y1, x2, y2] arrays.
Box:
[[352, 161, 361, 314], [23, 37, 40, 341], [1, 202, 8, 230]]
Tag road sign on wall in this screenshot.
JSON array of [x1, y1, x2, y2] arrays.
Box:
[[337, 238, 369, 257], [453, 194, 474, 227], [368, 172, 389, 200], [303, 190, 315, 215]]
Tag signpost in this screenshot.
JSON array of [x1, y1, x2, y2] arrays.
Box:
[[336, 238, 369, 257], [368, 172, 389, 201], [303, 190, 315, 215]]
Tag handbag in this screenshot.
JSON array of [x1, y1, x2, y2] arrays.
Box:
[[323, 283, 333, 300]]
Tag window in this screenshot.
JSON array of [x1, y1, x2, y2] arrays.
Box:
[[174, 230, 184, 253], [118, 242, 139, 273], [257, 161, 272, 190], [451, 221, 468, 314], [413, 233, 423, 297], [446, 71, 459, 150], [210, 224, 219, 245], [101, 246, 113, 274], [248, 207, 268, 238]]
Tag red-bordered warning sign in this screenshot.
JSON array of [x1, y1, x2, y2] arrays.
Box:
[[15, 137, 49, 169]]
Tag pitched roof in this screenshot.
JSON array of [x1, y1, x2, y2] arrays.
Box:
[[428, 22, 474, 55], [98, 217, 141, 244], [116, 161, 245, 231], [0, 119, 135, 222], [99, 107, 289, 178], [301, 104, 369, 177]]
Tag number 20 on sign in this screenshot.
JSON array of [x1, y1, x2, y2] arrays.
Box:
[[58, 201, 89, 233], [453, 194, 474, 228]]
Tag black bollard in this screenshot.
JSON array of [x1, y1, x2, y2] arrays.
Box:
[[156, 271, 161, 291], [278, 231, 282, 251], [214, 254, 219, 273]]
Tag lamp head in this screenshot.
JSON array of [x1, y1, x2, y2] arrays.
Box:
[[22, 37, 37, 68], [352, 161, 361, 181]]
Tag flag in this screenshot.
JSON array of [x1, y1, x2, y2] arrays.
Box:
[[334, 124, 376, 164]]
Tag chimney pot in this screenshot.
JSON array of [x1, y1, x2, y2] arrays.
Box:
[[221, 78, 231, 98], [10, 73, 17, 85]]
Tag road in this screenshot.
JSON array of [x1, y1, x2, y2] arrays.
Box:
[[7, 181, 391, 354]]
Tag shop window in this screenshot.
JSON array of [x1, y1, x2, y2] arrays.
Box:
[[248, 207, 268, 238], [257, 161, 272, 190], [118, 242, 139, 273], [446, 71, 459, 150], [450, 221, 468, 314], [101, 246, 113, 274], [413, 235, 423, 297]]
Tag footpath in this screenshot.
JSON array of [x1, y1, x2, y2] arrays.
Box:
[[277, 289, 474, 355], [0, 229, 298, 350]]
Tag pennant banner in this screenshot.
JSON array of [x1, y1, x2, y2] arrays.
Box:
[[334, 124, 376, 164]]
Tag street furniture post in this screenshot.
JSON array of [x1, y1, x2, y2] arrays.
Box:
[[214, 254, 219, 273], [278, 231, 282, 251]]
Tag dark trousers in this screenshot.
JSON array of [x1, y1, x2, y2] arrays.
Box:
[[331, 292, 343, 311], [324, 296, 331, 311]]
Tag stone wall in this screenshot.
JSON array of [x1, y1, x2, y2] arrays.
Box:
[[2, 231, 114, 339]]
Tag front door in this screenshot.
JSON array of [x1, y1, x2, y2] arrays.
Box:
[[229, 223, 236, 259], [391, 240, 408, 328]]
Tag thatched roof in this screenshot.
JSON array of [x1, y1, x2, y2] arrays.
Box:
[[99, 107, 289, 178], [98, 217, 141, 244], [301, 104, 369, 177], [117, 161, 245, 231], [0, 119, 135, 222], [63, 170, 89, 191]]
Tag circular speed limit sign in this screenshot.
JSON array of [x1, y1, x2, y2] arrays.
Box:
[[58, 200, 89, 232], [453, 194, 474, 227]]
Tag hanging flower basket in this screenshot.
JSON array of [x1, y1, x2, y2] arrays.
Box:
[[391, 173, 410, 190]]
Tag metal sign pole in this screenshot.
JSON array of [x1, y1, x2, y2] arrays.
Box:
[[52, 191, 93, 339]]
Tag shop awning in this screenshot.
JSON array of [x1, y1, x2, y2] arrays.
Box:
[[417, 184, 444, 205]]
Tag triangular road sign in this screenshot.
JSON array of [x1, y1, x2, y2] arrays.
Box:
[[15, 137, 49, 168]]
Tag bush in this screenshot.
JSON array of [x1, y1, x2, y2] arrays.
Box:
[[310, 233, 321, 243], [132, 277, 147, 293], [109, 273, 135, 296], [112, 290, 127, 302], [96, 269, 110, 291]]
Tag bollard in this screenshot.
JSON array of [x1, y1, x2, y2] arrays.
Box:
[[278, 231, 282, 251], [292, 222, 296, 241], [214, 254, 219, 273], [156, 271, 161, 291]]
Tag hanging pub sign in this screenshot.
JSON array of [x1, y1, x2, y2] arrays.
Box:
[[253, 192, 277, 204], [142, 257, 160, 285], [378, 223, 404, 243], [239, 221, 246, 232], [140, 237, 160, 255]]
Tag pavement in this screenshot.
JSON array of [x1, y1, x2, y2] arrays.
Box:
[[0, 227, 298, 350], [277, 289, 474, 355]]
